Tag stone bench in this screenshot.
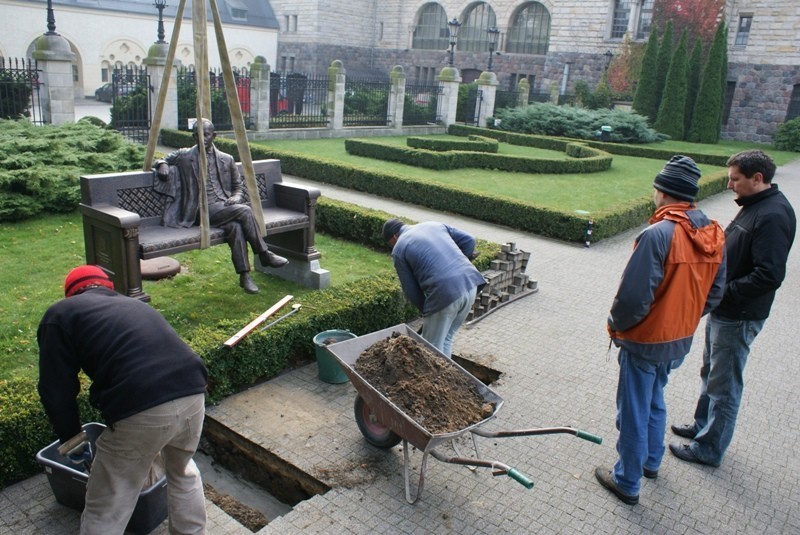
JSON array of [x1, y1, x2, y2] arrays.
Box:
[[79, 159, 329, 301]]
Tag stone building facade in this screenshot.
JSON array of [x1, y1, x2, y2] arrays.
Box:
[[268, 0, 800, 143], [0, 0, 279, 98]]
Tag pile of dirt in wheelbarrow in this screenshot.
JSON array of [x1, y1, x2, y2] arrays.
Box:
[[355, 332, 495, 434]]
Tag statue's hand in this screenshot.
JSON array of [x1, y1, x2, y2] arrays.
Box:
[[225, 194, 242, 206], [156, 163, 170, 182]]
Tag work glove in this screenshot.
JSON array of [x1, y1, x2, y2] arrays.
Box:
[[67, 442, 93, 472]]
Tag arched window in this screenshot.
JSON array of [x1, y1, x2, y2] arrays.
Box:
[[507, 2, 551, 55], [412, 3, 449, 50], [459, 3, 497, 52]]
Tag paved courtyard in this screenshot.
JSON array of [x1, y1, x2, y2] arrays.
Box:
[[2, 159, 798, 534]]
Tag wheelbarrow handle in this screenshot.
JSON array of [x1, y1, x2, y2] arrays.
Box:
[[506, 468, 534, 489], [576, 430, 603, 444]]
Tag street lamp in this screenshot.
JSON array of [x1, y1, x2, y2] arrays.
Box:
[[487, 27, 500, 71], [154, 0, 168, 44], [447, 18, 461, 66], [604, 49, 613, 71]]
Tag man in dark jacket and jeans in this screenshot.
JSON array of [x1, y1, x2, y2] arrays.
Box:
[[596, 156, 726, 505], [670, 149, 796, 467], [38, 265, 209, 534]]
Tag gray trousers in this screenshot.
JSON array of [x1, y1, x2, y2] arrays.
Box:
[[209, 202, 268, 274]]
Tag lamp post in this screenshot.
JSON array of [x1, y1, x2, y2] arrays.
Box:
[[603, 49, 613, 71], [487, 27, 500, 71], [447, 18, 461, 66], [154, 0, 168, 44], [45, 0, 58, 35]]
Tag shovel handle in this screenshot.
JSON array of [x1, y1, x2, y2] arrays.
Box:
[[576, 430, 603, 444]]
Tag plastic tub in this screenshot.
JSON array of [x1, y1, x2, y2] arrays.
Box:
[[35, 422, 168, 535]]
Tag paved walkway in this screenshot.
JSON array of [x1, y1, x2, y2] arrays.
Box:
[[2, 159, 799, 534]]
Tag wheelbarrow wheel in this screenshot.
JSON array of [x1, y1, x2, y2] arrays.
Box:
[[354, 395, 401, 449]]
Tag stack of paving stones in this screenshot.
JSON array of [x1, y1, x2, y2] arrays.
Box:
[[467, 242, 538, 323]]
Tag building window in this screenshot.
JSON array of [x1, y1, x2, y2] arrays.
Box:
[[636, 0, 653, 39], [509, 73, 535, 91], [459, 2, 497, 52], [101, 68, 109, 83], [611, 0, 632, 39], [412, 3, 448, 50], [507, 2, 551, 55], [284, 15, 297, 33], [227, 0, 247, 21], [787, 84, 800, 121], [735, 15, 752, 46]]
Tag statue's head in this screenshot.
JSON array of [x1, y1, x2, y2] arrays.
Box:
[[193, 118, 216, 151]]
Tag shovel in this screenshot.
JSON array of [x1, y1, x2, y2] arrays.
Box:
[[259, 304, 301, 331]]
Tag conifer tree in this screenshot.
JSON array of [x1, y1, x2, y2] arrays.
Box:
[[653, 21, 674, 116], [719, 23, 729, 130], [688, 22, 726, 143], [655, 31, 689, 140], [632, 27, 660, 123], [684, 39, 703, 137]]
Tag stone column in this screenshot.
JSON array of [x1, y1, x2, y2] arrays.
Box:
[[249, 56, 271, 132], [31, 33, 76, 125], [143, 42, 179, 130], [436, 66, 462, 128], [389, 65, 406, 131], [476, 71, 499, 128], [327, 60, 345, 130], [517, 77, 530, 108]]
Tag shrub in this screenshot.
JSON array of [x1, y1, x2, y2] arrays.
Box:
[[773, 117, 800, 152], [0, 120, 146, 222], [494, 102, 667, 144]]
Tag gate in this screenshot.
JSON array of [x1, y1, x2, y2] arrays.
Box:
[[110, 67, 151, 143], [269, 72, 329, 128], [343, 78, 391, 126], [403, 83, 443, 125], [462, 88, 482, 126]]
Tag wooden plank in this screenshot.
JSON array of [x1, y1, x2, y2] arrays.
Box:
[[223, 295, 293, 348]]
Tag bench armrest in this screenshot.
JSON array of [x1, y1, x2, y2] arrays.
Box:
[[79, 203, 141, 228], [273, 182, 321, 214]]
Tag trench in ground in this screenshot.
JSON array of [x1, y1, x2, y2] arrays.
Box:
[[198, 355, 502, 530]]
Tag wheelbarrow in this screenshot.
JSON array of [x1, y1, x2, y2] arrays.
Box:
[[324, 324, 603, 504]]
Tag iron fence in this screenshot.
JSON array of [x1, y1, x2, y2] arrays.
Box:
[[111, 67, 151, 144], [0, 57, 43, 125], [269, 72, 329, 128], [494, 89, 520, 111], [343, 78, 391, 127], [528, 91, 575, 106], [403, 83, 443, 125], [176, 66, 252, 131]]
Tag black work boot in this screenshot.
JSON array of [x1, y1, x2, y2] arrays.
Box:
[[239, 272, 259, 294], [259, 250, 289, 268]]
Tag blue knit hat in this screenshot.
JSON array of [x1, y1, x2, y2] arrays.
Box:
[[653, 155, 701, 202], [382, 218, 404, 242]]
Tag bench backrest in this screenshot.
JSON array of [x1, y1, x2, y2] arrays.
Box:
[[80, 159, 284, 220]]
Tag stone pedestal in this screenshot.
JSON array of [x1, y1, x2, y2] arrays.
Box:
[[436, 66, 462, 128]]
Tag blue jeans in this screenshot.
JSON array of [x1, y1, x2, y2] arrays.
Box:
[[422, 286, 477, 357], [689, 314, 765, 465], [613, 348, 683, 495]]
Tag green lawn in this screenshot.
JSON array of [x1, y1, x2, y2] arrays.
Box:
[[257, 135, 799, 215], [0, 212, 394, 381]]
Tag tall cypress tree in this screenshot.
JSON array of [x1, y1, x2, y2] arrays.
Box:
[[684, 39, 703, 138], [719, 23, 729, 132], [632, 27, 660, 124], [653, 21, 674, 119], [688, 22, 726, 143], [655, 31, 689, 140]]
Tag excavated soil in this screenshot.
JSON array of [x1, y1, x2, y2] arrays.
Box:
[[354, 333, 495, 434], [204, 483, 268, 532]]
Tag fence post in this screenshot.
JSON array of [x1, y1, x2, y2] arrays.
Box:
[[389, 65, 405, 131], [143, 42, 179, 130], [250, 56, 270, 132], [476, 71, 499, 128], [517, 77, 530, 108], [31, 33, 76, 125], [436, 66, 462, 128], [327, 60, 345, 130]]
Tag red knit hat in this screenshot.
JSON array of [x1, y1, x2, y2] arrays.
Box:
[[64, 265, 114, 297]]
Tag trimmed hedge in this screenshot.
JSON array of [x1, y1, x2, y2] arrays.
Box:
[[345, 137, 612, 174], [407, 135, 499, 153], [0, 197, 497, 489]]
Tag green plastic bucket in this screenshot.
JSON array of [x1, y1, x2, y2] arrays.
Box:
[[312, 329, 355, 384]]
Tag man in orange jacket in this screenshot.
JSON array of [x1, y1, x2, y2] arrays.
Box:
[[595, 155, 726, 505]]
